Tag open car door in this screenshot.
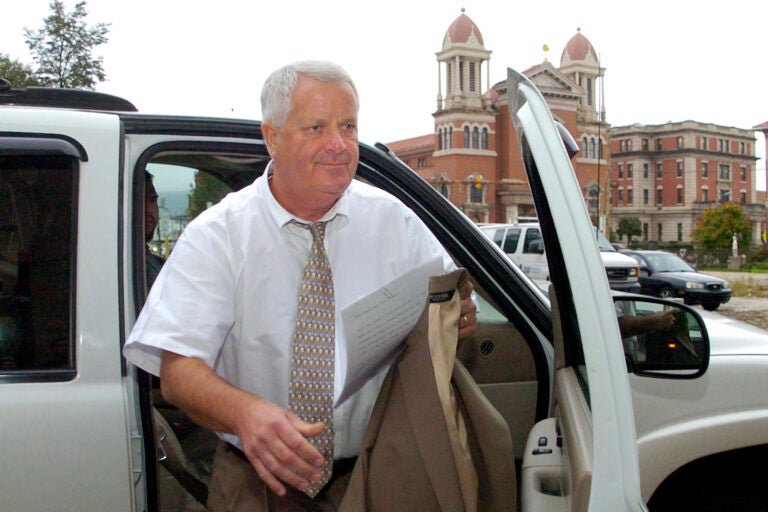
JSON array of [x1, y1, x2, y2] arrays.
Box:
[[508, 68, 647, 512]]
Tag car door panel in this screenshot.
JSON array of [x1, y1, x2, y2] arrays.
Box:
[[457, 307, 539, 459]]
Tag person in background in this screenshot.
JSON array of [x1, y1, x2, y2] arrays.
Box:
[[124, 60, 477, 511], [144, 171, 164, 289]]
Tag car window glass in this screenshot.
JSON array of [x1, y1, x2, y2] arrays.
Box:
[[522, 228, 542, 253], [502, 228, 520, 253], [486, 228, 504, 247], [143, 162, 234, 270], [0, 154, 76, 378]]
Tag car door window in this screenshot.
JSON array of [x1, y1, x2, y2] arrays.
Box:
[[0, 152, 77, 380], [503, 228, 521, 253], [522, 228, 542, 254]]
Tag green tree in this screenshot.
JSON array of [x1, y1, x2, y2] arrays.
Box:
[[617, 216, 642, 244], [0, 54, 40, 87], [691, 202, 751, 253], [24, 0, 109, 89], [188, 172, 230, 220]]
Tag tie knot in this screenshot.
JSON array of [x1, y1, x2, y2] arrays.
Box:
[[294, 220, 326, 243], [310, 222, 326, 242]]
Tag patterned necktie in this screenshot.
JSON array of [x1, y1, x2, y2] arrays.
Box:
[[288, 221, 335, 497]]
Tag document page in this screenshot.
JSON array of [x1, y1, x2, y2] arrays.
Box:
[[336, 256, 444, 405]]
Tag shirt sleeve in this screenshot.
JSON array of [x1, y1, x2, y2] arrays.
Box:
[[124, 219, 236, 376]]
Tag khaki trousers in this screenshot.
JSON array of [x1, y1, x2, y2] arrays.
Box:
[[207, 441, 352, 512]]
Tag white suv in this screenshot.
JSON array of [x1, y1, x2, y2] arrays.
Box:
[[1, 70, 766, 512], [481, 222, 640, 291]]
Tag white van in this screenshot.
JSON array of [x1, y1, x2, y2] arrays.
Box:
[[481, 223, 640, 291]]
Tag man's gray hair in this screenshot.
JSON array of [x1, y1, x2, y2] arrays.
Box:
[[261, 60, 359, 128]]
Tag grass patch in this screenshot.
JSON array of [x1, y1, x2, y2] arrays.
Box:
[[729, 278, 768, 298]]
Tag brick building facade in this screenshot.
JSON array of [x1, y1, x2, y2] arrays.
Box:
[[610, 122, 765, 246], [387, 10, 608, 227], [387, 9, 766, 247]]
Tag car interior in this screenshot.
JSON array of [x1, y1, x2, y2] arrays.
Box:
[[131, 145, 546, 511]]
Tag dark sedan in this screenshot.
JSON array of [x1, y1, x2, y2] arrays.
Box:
[[622, 250, 731, 311]]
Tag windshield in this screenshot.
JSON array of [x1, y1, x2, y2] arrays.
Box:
[[595, 229, 615, 252], [646, 252, 694, 272]]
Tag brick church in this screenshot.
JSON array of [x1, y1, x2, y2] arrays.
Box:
[[387, 9, 608, 227], [386, 10, 765, 245]]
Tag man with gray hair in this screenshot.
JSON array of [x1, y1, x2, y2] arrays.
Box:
[[124, 60, 476, 511]]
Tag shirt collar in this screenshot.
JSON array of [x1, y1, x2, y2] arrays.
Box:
[[262, 160, 349, 230]]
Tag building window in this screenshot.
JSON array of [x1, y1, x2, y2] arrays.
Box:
[[469, 176, 483, 203], [701, 136, 708, 150], [719, 164, 730, 180], [469, 62, 476, 92], [463, 126, 470, 149], [446, 63, 452, 93], [701, 162, 708, 177], [643, 189, 649, 205], [643, 163, 649, 178], [582, 137, 588, 158], [676, 187, 683, 204], [459, 61, 464, 92], [587, 78, 593, 106], [676, 136, 683, 149], [656, 163, 663, 178], [438, 129, 443, 150], [619, 140, 625, 152], [702, 188, 709, 202], [472, 127, 479, 149], [677, 223, 683, 242], [719, 139, 729, 153], [481, 128, 488, 150], [657, 223, 663, 241], [643, 223, 649, 241], [740, 191, 747, 205], [642, 138, 649, 151], [589, 138, 595, 159], [618, 189, 624, 205], [627, 188, 633, 205], [740, 166, 747, 181], [627, 163, 633, 178], [417, 156, 427, 168], [440, 183, 449, 198], [740, 141, 746, 154], [656, 188, 663, 205], [618, 164, 623, 179], [448, 127, 453, 149], [656, 139, 663, 151], [676, 160, 683, 177], [598, 138, 603, 159], [720, 189, 731, 203]]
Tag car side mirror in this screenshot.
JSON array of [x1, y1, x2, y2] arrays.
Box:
[[614, 297, 709, 379]]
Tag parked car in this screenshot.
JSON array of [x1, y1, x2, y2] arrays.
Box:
[[622, 250, 731, 310], [0, 69, 765, 512], [479, 222, 640, 291]]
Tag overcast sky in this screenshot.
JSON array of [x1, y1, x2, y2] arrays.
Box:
[[3, 0, 766, 183]]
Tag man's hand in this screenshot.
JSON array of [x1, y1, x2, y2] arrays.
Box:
[[160, 352, 326, 496], [235, 398, 327, 496], [458, 282, 478, 339]]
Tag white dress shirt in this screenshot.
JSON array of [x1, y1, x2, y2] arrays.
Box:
[[124, 171, 453, 457]]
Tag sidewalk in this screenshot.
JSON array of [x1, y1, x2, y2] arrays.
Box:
[[707, 271, 768, 285]]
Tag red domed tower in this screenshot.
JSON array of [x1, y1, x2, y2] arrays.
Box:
[[560, 27, 604, 123], [431, 9, 497, 222]]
